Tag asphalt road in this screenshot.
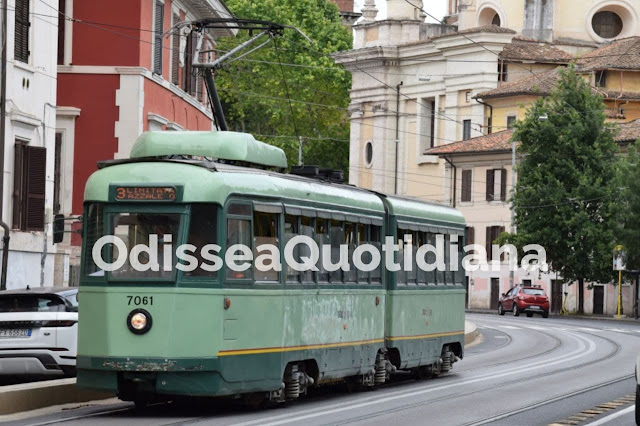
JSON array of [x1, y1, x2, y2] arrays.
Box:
[[3, 313, 639, 426]]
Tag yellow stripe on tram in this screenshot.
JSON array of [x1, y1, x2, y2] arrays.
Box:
[[217, 338, 385, 356], [386, 330, 465, 342]]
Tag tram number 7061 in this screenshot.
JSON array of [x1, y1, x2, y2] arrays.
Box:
[[127, 296, 153, 306]]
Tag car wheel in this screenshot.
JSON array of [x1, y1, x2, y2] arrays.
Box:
[[513, 304, 520, 317], [542, 311, 549, 319], [526, 313, 533, 318], [498, 304, 505, 316]]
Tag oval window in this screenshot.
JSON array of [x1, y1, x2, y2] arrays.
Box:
[[592, 11, 623, 39], [365, 141, 373, 166]]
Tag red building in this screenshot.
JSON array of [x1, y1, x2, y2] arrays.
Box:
[[55, 0, 234, 219], [329, 0, 361, 26]]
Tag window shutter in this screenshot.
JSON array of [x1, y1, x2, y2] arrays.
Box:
[[461, 170, 472, 202], [500, 169, 507, 201], [171, 13, 180, 85], [14, 0, 30, 63], [486, 169, 494, 201], [466, 226, 474, 246], [183, 32, 193, 92], [53, 134, 62, 215], [190, 34, 197, 97], [12, 143, 25, 229], [57, 0, 66, 65], [485, 226, 492, 261], [153, 1, 164, 74], [25, 146, 47, 231]]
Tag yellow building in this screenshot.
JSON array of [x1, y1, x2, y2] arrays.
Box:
[[338, 0, 640, 315]]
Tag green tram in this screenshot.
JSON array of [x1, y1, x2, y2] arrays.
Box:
[[76, 131, 466, 405]]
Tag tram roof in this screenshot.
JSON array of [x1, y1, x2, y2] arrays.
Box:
[[85, 161, 465, 227], [130, 131, 288, 170]]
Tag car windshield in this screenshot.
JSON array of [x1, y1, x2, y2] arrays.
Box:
[[522, 288, 545, 295], [0, 295, 66, 313]]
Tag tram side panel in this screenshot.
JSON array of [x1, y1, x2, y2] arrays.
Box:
[[385, 287, 465, 370]]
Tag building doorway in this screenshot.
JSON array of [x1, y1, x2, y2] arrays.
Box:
[[490, 278, 500, 310], [593, 286, 604, 315], [552, 280, 563, 314]]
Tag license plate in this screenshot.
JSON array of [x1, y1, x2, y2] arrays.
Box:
[[530, 305, 541, 309], [0, 329, 31, 338]]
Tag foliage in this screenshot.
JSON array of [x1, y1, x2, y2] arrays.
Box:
[[501, 66, 619, 313], [617, 141, 640, 271], [213, 0, 352, 175]]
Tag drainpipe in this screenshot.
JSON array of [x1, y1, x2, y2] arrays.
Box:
[[0, 0, 10, 291], [394, 82, 403, 195], [444, 155, 457, 208], [474, 96, 493, 135]]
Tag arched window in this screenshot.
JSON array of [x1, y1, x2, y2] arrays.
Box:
[[364, 141, 373, 166], [491, 14, 501, 27]]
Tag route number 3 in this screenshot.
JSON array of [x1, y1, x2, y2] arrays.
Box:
[[127, 296, 153, 306]]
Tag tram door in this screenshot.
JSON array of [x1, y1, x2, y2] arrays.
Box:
[[552, 280, 563, 314], [465, 277, 470, 308], [490, 278, 500, 310], [593, 286, 605, 315]]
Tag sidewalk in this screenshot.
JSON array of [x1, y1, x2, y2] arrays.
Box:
[[466, 308, 640, 323]]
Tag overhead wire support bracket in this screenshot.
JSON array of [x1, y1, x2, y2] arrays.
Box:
[[171, 17, 310, 133]]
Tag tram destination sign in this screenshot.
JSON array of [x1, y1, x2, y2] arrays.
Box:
[[110, 185, 182, 202]]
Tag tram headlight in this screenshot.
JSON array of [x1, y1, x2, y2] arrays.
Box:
[[127, 309, 152, 335]]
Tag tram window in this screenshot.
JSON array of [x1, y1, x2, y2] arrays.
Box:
[[83, 203, 105, 276], [356, 223, 369, 283], [445, 234, 454, 285], [111, 213, 181, 280], [285, 214, 300, 283], [436, 233, 446, 285], [407, 231, 418, 285], [456, 233, 465, 284], [227, 218, 252, 280], [254, 211, 280, 282], [329, 220, 344, 283], [344, 222, 357, 283], [397, 228, 407, 285], [300, 216, 314, 283], [417, 232, 428, 285], [370, 225, 382, 283], [427, 233, 437, 285], [315, 219, 329, 282], [185, 204, 218, 277], [228, 203, 251, 216]]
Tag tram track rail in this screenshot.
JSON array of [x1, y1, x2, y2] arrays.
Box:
[[322, 329, 622, 426], [10, 323, 625, 426]]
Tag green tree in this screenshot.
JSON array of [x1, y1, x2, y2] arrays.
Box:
[[506, 67, 619, 314], [214, 0, 352, 175], [617, 141, 640, 271]]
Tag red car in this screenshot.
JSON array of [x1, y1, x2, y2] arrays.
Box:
[[498, 286, 550, 318]]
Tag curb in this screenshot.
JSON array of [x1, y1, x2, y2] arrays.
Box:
[[466, 309, 640, 323], [0, 378, 114, 415], [464, 320, 480, 345]]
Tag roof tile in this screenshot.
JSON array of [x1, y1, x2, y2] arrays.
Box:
[[477, 68, 562, 99], [579, 37, 640, 71], [500, 38, 574, 63], [426, 130, 514, 155]]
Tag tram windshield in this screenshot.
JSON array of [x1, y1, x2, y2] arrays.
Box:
[[110, 213, 181, 279], [82, 203, 182, 280]]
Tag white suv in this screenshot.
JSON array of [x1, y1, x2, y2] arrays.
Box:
[[0, 287, 78, 377]]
